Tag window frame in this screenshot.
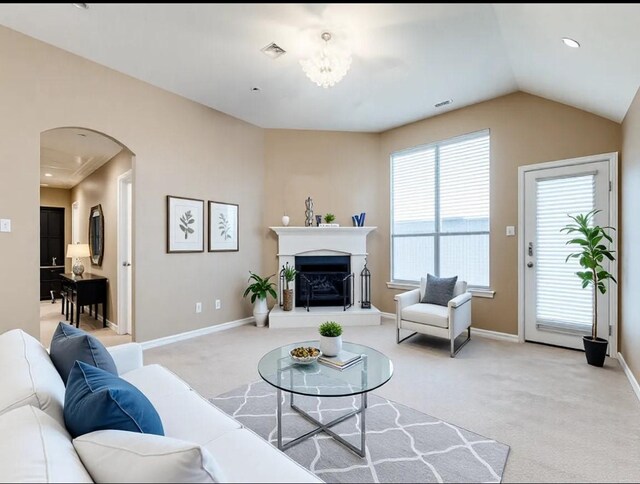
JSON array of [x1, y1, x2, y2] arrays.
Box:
[[390, 129, 491, 288]]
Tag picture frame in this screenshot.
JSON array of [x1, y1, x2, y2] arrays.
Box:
[[209, 201, 239, 252], [166, 195, 204, 253]]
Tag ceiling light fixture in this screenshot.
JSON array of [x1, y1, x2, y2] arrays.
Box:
[[44, 173, 53, 177], [300, 32, 352, 89], [72, 3, 88, 9], [562, 37, 580, 48]]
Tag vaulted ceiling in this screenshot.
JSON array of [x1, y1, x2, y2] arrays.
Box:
[[1, 3, 639, 132]]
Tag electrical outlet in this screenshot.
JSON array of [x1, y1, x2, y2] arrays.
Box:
[[506, 225, 516, 237], [0, 219, 11, 233], [195, 302, 202, 313], [215, 299, 221, 310]]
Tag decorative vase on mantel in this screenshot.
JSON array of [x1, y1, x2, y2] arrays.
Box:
[[253, 297, 269, 328], [281, 215, 290, 227]]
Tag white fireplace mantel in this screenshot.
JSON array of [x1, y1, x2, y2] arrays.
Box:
[[269, 226, 376, 257], [268, 226, 380, 329]]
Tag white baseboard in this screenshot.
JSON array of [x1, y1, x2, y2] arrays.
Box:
[[380, 312, 395, 321], [618, 352, 640, 403], [94, 314, 118, 333], [471, 327, 519, 343], [140, 317, 255, 350]]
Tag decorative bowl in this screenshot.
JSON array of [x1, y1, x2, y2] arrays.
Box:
[[289, 346, 322, 365]]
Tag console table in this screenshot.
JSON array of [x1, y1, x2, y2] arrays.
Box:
[[60, 273, 108, 328]]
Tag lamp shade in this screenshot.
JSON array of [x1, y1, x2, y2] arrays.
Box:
[[67, 244, 90, 258]]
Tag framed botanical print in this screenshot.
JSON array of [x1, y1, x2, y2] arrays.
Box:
[[167, 196, 204, 253], [209, 201, 239, 252]]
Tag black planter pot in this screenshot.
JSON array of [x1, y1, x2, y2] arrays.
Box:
[[582, 336, 608, 367]]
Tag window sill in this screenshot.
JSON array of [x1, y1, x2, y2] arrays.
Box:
[[386, 281, 495, 299]]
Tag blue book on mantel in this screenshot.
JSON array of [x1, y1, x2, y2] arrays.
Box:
[[359, 212, 366, 226]]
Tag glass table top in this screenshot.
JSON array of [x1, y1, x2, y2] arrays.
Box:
[[258, 341, 393, 397]]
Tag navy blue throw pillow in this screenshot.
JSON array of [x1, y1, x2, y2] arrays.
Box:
[[50, 322, 118, 385], [64, 361, 164, 438]]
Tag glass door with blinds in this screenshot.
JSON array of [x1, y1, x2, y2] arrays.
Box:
[[523, 160, 611, 350]]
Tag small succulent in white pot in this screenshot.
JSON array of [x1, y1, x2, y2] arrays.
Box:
[[319, 321, 343, 356]]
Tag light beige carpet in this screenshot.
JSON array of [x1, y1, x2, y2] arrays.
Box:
[[40, 301, 131, 348], [145, 319, 640, 483]]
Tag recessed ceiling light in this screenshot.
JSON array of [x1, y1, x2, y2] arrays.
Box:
[[44, 173, 53, 177], [72, 3, 88, 9], [562, 37, 580, 48], [435, 99, 453, 108]]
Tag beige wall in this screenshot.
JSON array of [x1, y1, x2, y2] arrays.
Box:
[[262, 130, 382, 293], [621, 86, 640, 381], [380, 92, 621, 334], [264, 92, 621, 335], [70, 150, 131, 327], [39, 187, 72, 272], [0, 25, 264, 341]]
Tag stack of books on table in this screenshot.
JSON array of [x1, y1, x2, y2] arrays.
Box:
[[318, 350, 363, 370]]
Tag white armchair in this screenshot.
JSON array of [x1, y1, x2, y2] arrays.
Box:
[[395, 280, 472, 357]]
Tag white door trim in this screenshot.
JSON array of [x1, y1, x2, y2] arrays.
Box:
[[71, 201, 79, 244], [117, 169, 133, 335], [517, 152, 618, 355]]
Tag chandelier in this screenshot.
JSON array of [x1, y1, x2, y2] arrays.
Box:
[[300, 32, 352, 89]]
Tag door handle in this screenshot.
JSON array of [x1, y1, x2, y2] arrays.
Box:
[[528, 242, 534, 257], [122, 262, 131, 267], [527, 262, 534, 268]]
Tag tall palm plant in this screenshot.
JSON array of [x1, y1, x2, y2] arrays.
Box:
[[561, 210, 616, 340]]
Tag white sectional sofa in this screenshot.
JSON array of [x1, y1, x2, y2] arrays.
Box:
[[0, 329, 321, 483]]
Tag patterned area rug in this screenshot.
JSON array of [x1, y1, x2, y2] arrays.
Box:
[[210, 381, 509, 483]]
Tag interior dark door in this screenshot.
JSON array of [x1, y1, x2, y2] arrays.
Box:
[[40, 207, 65, 300]]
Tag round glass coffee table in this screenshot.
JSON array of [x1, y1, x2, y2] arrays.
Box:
[[258, 341, 393, 457]]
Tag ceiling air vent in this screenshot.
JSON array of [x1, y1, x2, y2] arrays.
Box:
[[261, 42, 286, 59], [435, 99, 453, 108]]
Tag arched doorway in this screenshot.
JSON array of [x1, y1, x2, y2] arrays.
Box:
[[39, 127, 135, 346]]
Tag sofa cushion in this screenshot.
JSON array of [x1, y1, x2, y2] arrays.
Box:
[[420, 274, 458, 306], [50, 322, 118, 384], [74, 429, 225, 483], [0, 329, 65, 424], [203, 428, 323, 483], [402, 303, 449, 328], [65, 361, 164, 438], [0, 405, 92, 483], [122, 365, 241, 444]]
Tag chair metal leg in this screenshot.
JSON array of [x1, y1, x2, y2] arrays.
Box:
[[450, 326, 471, 357], [397, 327, 418, 344]]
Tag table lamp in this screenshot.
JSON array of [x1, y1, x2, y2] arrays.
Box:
[[66, 244, 91, 277]]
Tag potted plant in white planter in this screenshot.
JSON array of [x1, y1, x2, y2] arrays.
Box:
[[243, 272, 277, 328], [319, 321, 343, 356], [282, 263, 296, 312], [562, 210, 616, 367]]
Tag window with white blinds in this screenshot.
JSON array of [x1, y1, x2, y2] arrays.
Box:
[[535, 174, 594, 332], [391, 130, 490, 286]]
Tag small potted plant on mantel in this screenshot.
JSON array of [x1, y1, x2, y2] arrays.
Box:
[[282, 263, 296, 312], [243, 272, 277, 328], [562, 210, 616, 367], [324, 213, 336, 225], [319, 321, 343, 356]]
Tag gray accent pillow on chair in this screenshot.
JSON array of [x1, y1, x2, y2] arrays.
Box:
[[421, 274, 458, 306]]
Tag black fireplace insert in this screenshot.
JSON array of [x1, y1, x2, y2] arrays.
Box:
[[295, 255, 352, 309]]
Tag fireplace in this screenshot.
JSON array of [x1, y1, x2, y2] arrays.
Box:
[[295, 255, 352, 308]]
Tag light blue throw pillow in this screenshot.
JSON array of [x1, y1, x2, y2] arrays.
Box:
[[64, 361, 164, 439]]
